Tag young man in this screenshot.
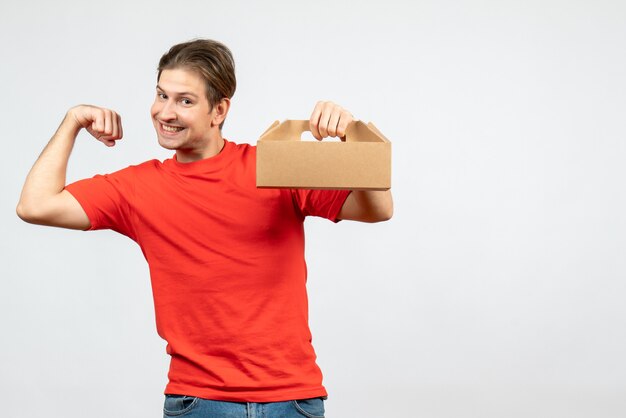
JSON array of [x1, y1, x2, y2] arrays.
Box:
[[17, 39, 392, 418]]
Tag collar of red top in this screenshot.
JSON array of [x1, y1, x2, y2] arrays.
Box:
[[163, 139, 235, 174]]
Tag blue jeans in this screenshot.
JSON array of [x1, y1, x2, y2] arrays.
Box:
[[163, 395, 325, 418]]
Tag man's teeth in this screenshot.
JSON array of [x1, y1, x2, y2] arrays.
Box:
[[162, 124, 184, 132]]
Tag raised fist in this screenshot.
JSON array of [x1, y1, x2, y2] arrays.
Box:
[[69, 105, 123, 147]]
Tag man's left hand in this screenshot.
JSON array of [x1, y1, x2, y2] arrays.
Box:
[[309, 101, 355, 141]]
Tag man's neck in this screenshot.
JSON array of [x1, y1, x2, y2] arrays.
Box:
[[175, 136, 225, 163]]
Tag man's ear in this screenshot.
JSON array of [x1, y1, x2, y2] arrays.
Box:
[[211, 98, 231, 127]]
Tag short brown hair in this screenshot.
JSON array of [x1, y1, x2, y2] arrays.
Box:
[[157, 39, 236, 128]]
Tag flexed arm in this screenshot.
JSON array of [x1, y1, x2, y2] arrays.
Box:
[[16, 105, 123, 229]]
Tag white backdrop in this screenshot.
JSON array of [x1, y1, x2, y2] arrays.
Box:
[[2, 1, 626, 417]]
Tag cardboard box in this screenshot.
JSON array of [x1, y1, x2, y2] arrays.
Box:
[[256, 120, 391, 190]]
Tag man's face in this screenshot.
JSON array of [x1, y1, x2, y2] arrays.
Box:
[[151, 68, 217, 154]]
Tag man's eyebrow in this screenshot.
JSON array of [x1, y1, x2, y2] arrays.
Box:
[[155, 85, 199, 98]]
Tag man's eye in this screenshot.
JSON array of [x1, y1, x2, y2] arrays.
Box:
[[181, 99, 192, 105]]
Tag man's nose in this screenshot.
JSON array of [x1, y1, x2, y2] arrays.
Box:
[[160, 100, 176, 120]]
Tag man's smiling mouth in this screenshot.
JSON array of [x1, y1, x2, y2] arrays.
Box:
[[161, 123, 185, 133]]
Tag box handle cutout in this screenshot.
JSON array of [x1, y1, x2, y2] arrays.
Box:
[[300, 131, 342, 142]]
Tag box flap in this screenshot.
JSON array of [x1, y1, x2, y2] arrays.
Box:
[[259, 120, 387, 143]]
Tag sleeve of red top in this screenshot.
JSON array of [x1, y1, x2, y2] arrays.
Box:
[[290, 189, 352, 222], [64, 168, 136, 239]]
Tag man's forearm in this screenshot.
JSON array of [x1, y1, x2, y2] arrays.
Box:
[[17, 114, 80, 216]]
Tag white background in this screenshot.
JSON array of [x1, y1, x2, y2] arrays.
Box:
[[2, 0, 626, 417]]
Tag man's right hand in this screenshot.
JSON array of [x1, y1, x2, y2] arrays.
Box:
[[68, 105, 123, 147]]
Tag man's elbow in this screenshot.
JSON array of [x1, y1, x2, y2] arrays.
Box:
[[364, 204, 393, 223], [365, 195, 394, 223], [16, 200, 51, 225], [16, 201, 39, 224], [16, 192, 90, 230], [373, 206, 393, 222]]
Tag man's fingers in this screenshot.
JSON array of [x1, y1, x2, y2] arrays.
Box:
[[318, 103, 332, 138], [111, 114, 118, 139], [309, 102, 323, 141], [336, 110, 354, 138], [327, 109, 341, 137], [95, 108, 105, 132], [310, 101, 354, 139], [109, 112, 123, 141], [117, 114, 123, 139], [71, 105, 123, 145], [110, 112, 120, 139], [103, 109, 113, 135]]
